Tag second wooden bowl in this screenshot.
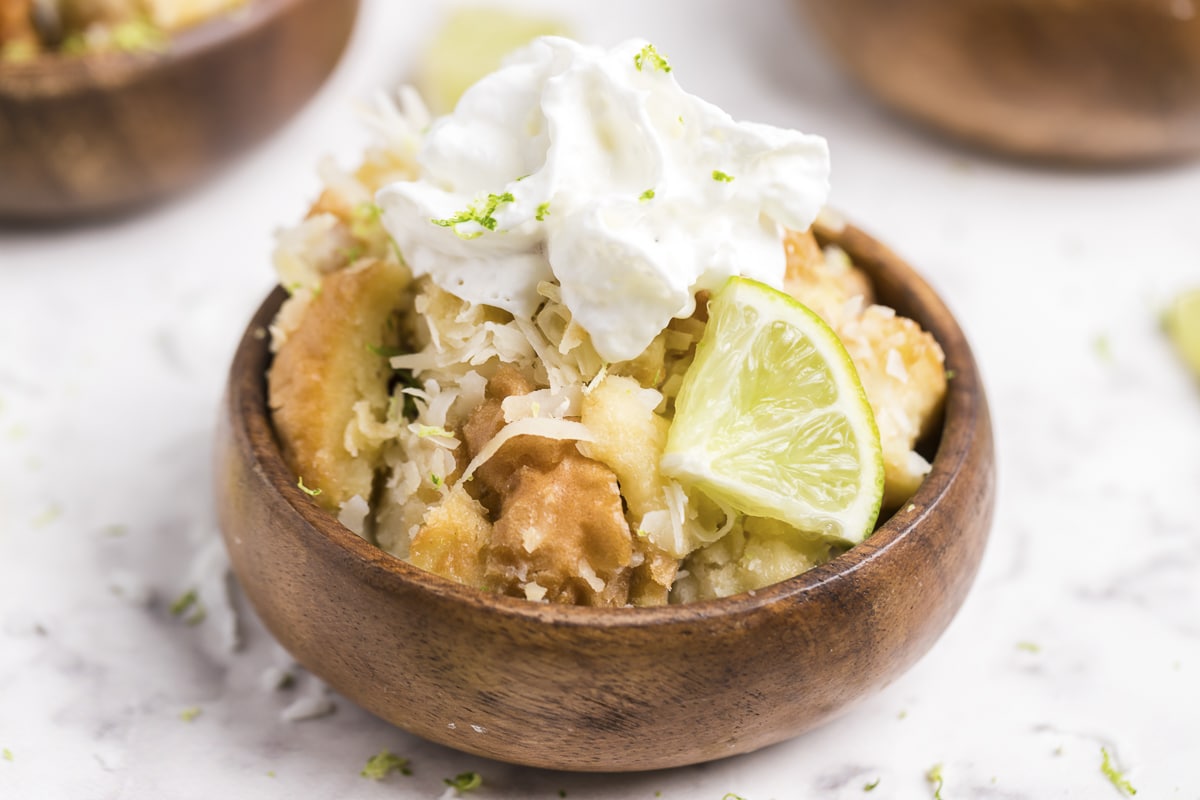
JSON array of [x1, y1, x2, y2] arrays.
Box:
[[215, 220, 995, 772], [0, 0, 359, 222], [798, 0, 1200, 164]]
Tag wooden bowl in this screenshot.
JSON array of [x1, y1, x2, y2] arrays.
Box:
[[215, 220, 995, 772], [0, 0, 359, 222], [797, 0, 1200, 164]]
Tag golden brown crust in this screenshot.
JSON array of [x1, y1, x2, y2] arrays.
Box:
[[784, 228, 874, 320], [783, 228, 945, 512], [578, 375, 677, 605], [306, 188, 356, 224], [268, 258, 410, 511], [410, 486, 491, 587]]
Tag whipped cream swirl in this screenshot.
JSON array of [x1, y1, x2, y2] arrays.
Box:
[[378, 36, 830, 362]]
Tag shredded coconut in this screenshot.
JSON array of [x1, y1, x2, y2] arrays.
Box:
[[460, 417, 595, 483]]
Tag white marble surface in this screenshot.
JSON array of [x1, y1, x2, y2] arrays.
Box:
[[2, 1, 1199, 797]]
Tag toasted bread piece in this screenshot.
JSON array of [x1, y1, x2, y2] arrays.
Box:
[[459, 366, 636, 606], [783, 228, 874, 322], [410, 485, 491, 587], [268, 258, 411, 512], [838, 305, 946, 510], [578, 374, 677, 605], [783, 228, 945, 511]]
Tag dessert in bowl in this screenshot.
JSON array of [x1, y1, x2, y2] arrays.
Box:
[[0, 0, 359, 221], [216, 37, 995, 770]]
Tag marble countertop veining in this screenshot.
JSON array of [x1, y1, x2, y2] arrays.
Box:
[[2, 1, 1198, 798]]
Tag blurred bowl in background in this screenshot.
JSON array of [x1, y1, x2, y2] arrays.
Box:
[[797, 0, 1200, 164], [0, 0, 359, 223]]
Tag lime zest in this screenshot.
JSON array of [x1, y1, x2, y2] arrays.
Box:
[[444, 771, 483, 791], [633, 43, 671, 73], [417, 425, 454, 439], [536, 202, 551, 221], [169, 589, 198, 617], [864, 778, 880, 791], [361, 750, 411, 780], [927, 764, 945, 799], [297, 477, 322, 496], [640, 188, 656, 202], [432, 192, 515, 236], [712, 170, 735, 183], [1100, 747, 1137, 796]]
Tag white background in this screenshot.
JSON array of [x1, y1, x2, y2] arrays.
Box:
[[2, 1, 1198, 798]]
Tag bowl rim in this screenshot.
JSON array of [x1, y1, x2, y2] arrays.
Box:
[[226, 217, 984, 631], [0, 0, 321, 94]]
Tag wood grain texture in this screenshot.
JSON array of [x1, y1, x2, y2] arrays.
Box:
[[214, 221, 996, 772], [798, 0, 1200, 164], [0, 0, 359, 222]]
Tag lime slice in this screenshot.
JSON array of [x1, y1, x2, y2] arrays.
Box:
[[418, 8, 570, 114], [661, 277, 884, 545], [1165, 289, 1200, 378]]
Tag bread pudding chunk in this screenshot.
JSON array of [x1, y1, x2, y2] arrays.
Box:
[[267, 257, 411, 515], [460, 366, 635, 606]]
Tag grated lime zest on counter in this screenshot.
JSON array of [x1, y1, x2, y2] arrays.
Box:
[[360, 750, 411, 780], [1100, 747, 1137, 796], [864, 778, 880, 791], [169, 589, 197, 616], [927, 764, 945, 800], [444, 771, 483, 791], [712, 170, 735, 182], [640, 188, 656, 201]]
